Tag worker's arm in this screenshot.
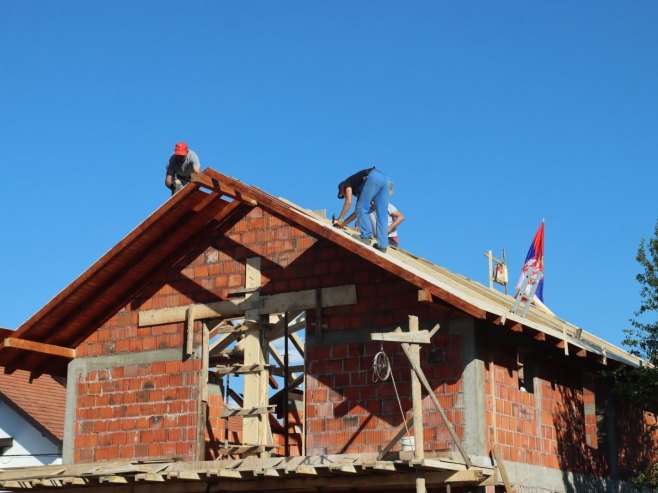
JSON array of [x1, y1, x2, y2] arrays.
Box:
[[333, 187, 354, 227], [191, 152, 201, 173], [343, 211, 357, 227], [389, 209, 405, 233], [165, 173, 174, 189]]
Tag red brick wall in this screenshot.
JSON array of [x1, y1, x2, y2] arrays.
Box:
[[483, 336, 656, 480], [304, 261, 458, 457], [74, 359, 200, 462], [305, 330, 462, 456]]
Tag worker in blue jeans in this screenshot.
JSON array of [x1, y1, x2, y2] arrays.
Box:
[[333, 167, 391, 253]]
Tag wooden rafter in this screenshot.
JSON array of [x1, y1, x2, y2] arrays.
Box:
[[2, 338, 75, 359]]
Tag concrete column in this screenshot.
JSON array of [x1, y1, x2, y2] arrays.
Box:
[[454, 317, 487, 458]]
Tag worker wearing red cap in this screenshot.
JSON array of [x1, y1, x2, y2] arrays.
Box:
[[165, 142, 201, 195]]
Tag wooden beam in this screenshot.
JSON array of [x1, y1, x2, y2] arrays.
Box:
[[267, 311, 305, 340], [509, 323, 523, 333], [371, 329, 431, 344], [212, 323, 258, 335], [289, 332, 305, 358], [377, 417, 414, 460], [418, 288, 433, 303], [139, 285, 357, 327], [220, 405, 275, 418], [492, 444, 513, 493], [418, 286, 487, 320], [215, 364, 269, 376], [191, 172, 258, 205], [196, 324, 209, 461], [574, 347, 587, 358], [185, 305, 195, 356], [2, 338, 75, 359]]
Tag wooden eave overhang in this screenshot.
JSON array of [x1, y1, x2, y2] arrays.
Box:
[[0, 168, 642, 375]]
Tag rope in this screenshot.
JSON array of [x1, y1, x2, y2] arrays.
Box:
[[372, 344, 411, 440]]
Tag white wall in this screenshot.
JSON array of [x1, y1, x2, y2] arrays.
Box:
[[0, 397, 61, 468]]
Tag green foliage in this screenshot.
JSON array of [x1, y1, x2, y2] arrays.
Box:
[[623, 219, 658, 365], [611, 220, 658, 488]]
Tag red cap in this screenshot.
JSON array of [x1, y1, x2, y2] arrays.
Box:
[[174, 142, 189, 156]]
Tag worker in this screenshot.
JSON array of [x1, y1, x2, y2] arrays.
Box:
[[333, 167, 391, 253], [369, 202, 404, 247], [165, 142, 201, 195], [342, 201, 405, 247]]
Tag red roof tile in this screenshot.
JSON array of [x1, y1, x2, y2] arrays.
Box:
[[0, 369, 65, 442]]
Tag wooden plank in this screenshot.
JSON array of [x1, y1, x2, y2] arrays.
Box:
[[134, 473, 165, 482], [208, 332, 239, 353], [212, 323, 256, 335], [267, 311, 305, 340], [261, 285, 357, 315], [220, 406, 275, 418], [445, 469, 488, 483], [418, 289, 433, 303], [295, 465, 318, 475], [328, 464, 358, 474], [371, 329, 431, 344], [289, 332, 305, 358], [376, 416, 415, 461], [243, 257, 266, 452], [217, 469, 244, 479], [196, 324, 209, 461], [61, 477, 87, 485], [2, 337, 75, 359], [139, 285, 357, 327], [167, 471, 201, 481], [428, 285, 487, 320], [99, 475, 128, 484], [509, 323, 523, 333], [492, 444, 513, 493], [409, 316, 425, 464], [185, 305, 195, 356], [373, 462, 399, 472], [215, 364, 269, 376]]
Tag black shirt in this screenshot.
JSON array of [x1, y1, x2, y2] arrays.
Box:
[[338, 167, 375, 198]]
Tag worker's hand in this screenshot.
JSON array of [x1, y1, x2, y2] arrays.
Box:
[[333, 220, 345, 229]]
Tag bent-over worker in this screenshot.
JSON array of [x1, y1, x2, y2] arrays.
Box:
[[333, 167, 391, 253], [165, 142, 201, 195]]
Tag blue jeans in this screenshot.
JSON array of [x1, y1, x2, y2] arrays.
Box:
[[357, 169, 390, 248]]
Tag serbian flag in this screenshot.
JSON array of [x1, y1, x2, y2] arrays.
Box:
[[516, 220, 545, 303]]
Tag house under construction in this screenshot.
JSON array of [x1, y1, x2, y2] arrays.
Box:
[[0, 168, 654, 493]]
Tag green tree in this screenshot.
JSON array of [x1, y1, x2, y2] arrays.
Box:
[[614, 220, 658, 487], [624, 220, 658, 368]]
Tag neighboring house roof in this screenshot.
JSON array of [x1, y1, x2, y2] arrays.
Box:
[[0, 368, 65, 443], [0, 168, 642, 376]]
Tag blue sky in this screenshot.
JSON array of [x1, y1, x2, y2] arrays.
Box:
[[2, 1, 657, 350]]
